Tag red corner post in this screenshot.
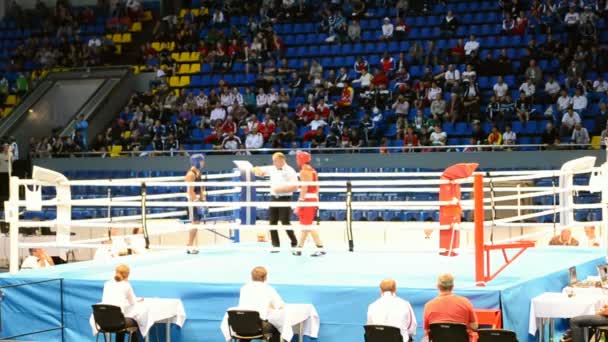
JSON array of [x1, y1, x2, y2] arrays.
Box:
[[439, 163, 479, 256], [474, 174, 485, 286]]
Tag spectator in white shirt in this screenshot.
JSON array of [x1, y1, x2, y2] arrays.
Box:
[[564, 6, 580, 27], [100, 264, 140, 341], [237, 266, 283, 342], [444, 64, 461, 90], [21, 248, 55, 269], [353, 69, 373, 88], [571, 123, 590, 146], [256, 88, 269, 110], [245, 127, 264, 150], [561, 108, 582, 136], [544, 76, 561, 103], [430, 125, 447, 146], [502, 125, 517, 146], [519, 79, 536, 98], [556, 90, 573, 112], [381, 17, 394, 40], [572, 88, 588, 112], [392, 95, 410, 116], [464, 34, 480, 56], [493, 76, 509, 101], [309, 114, 327, 131], [210, 103, 227, 125], [593, 76, 608, 93], [367, 278, 417, 342], [222, 132, 242, 150]]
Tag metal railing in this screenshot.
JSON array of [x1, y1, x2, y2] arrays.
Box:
[[27, 142, 600, 158]]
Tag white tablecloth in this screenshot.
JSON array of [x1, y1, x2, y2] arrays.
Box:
[[90, 298, 186, 337], [563, 286, 608, 298], [0, 235, 68, 261], [529, 292, 605, 335], [220, 303, 320, 341]]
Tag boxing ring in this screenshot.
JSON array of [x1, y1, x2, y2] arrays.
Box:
[[1, 157, 608, 341]]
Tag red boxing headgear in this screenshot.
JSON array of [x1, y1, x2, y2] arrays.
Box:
[[296, 151, 311, 166]]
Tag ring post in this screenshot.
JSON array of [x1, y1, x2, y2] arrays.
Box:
[[346, 181, 354, 252], [233, 161, 256, 243], [141, 182, 150, 249], [474, 174, 485, 286], [8, 176, 19, 274]]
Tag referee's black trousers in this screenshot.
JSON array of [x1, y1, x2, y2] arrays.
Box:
[[268, 195, 298, 248]]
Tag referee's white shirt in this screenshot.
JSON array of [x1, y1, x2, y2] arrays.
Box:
[[238, 281, 285, 320], [367, 292, 417, 342], [261, 165, 298, 197]]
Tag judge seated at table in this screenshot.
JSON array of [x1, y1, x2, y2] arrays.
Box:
[[367, 278, 417, 342], [423, 273, 478, 341], [237, 266, 282, 342], [101, 264, 142, 342], [549, 228, 579, 246], [584, 226, 600, 247], [21, 248, 55, 269], [564, 304, 608, 342]]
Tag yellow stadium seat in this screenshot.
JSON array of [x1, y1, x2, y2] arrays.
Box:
[[121, 33, 132, 44], [151, 42, 161, 51], [130, 22, 142, 32], [591, 136, 602, 150], [112, 33, 122, 43], [178, 64, 190, 74], [5, 95, 17, 106], [188, 51, 200, 62], [115, 44, 122, 55], [166, 42, 175, 51], [105, 34, 113, 40], [110, 145, 123, 158], [122, 131, 131, 139], [179, 52, 189, 62], [1, 107, 12, 118], [142, 10, 153, 22], [171, 52, 180, 61], [179, 76, 190, 87], [169, 76, 180, 87], [179, 9, 187, 17], [189, 63, 200, 74], [191, 9, 200, 16]]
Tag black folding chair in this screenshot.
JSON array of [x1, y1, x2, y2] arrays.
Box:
[[478, 329, 518, 342], [91, 304, 138, 342], [227, 310, 270, 342], [429, 322, 469, 342], [364, 324, 404, 342]]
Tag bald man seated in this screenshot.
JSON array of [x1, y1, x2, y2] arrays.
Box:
[[367, 278, 417, 342], [423, 273, 478, 341]]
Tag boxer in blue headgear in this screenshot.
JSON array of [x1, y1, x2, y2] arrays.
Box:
[[185, 153, 206, 254]]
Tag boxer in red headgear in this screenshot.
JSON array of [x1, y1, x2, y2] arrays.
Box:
[[293, 151, 325, 256]]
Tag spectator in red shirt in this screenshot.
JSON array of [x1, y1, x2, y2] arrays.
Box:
[[354, 56, 369, 74], [219, 116, 237, 136], [258, 114, 276, 141], [403, 127, 419, 148], [451, 38, 466, 64], [380, 52, 394, 75], [423, 273, 478, 342], [203, 127, 223, 144], [371, 68, 389, 90], [316, 99, 331, 118], [512, 10, 528, 35]]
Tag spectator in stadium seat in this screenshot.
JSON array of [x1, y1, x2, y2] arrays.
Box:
[[557, 90, 574, 113], [598, 103, 608, 130], [524, 60, 543, 86], [451, 39, 466, 65], [549, 228, 579, 246], [516, 92, 533, 122], [423, 40, 438, 67], [210, 103, 227, 126], [503, 125, 517, 146], [348, 20, 361, 42], [325, 130, 339, 149], [222, 131, 241, 151], [380, 17, 394, 40], [464, 35, 480, 58], [519, 79, 536, 102], [429, 125, 447, 147], [512, 10, 529, 35], [423, 273, 478, 341], [462, 81, 481, 122], [310, 127, 326, 149], [571, 123, 590, 147], [487, 126, 503, 146], [572, 88, 588, 113], [440, 10, 459, 37], [565, 61, 584, 90], [354, 56, 369, 74], [493, 76, 509, 102], [245, 127, 264, 150], [367, 278, 417, 342], [430, 97, 447, 123], [403, 126, 419, 150], [277, 115, 296, 144], [561, 107, 582, 137], [544, 75, 562, 104], [304, 114, 328, 141], [502, 12, 515, 34], [396, 0, 409, 17]]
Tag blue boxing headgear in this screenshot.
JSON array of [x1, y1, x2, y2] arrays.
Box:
[[190, 154, 205, 169]]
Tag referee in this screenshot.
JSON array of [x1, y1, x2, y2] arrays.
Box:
[[253, 152, 298, 250]]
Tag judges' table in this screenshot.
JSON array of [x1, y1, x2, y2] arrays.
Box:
[[90, 298, 186, 342], [529, 292, 606, 341], [221, 303, 320, 342]]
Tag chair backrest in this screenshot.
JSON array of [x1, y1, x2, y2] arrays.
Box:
[[227, 310, 264, 338], [364, 324, 403, 342], [429, 322, 469, 342], [91, 304, 127, 333], [478, 329, 518, 342]]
